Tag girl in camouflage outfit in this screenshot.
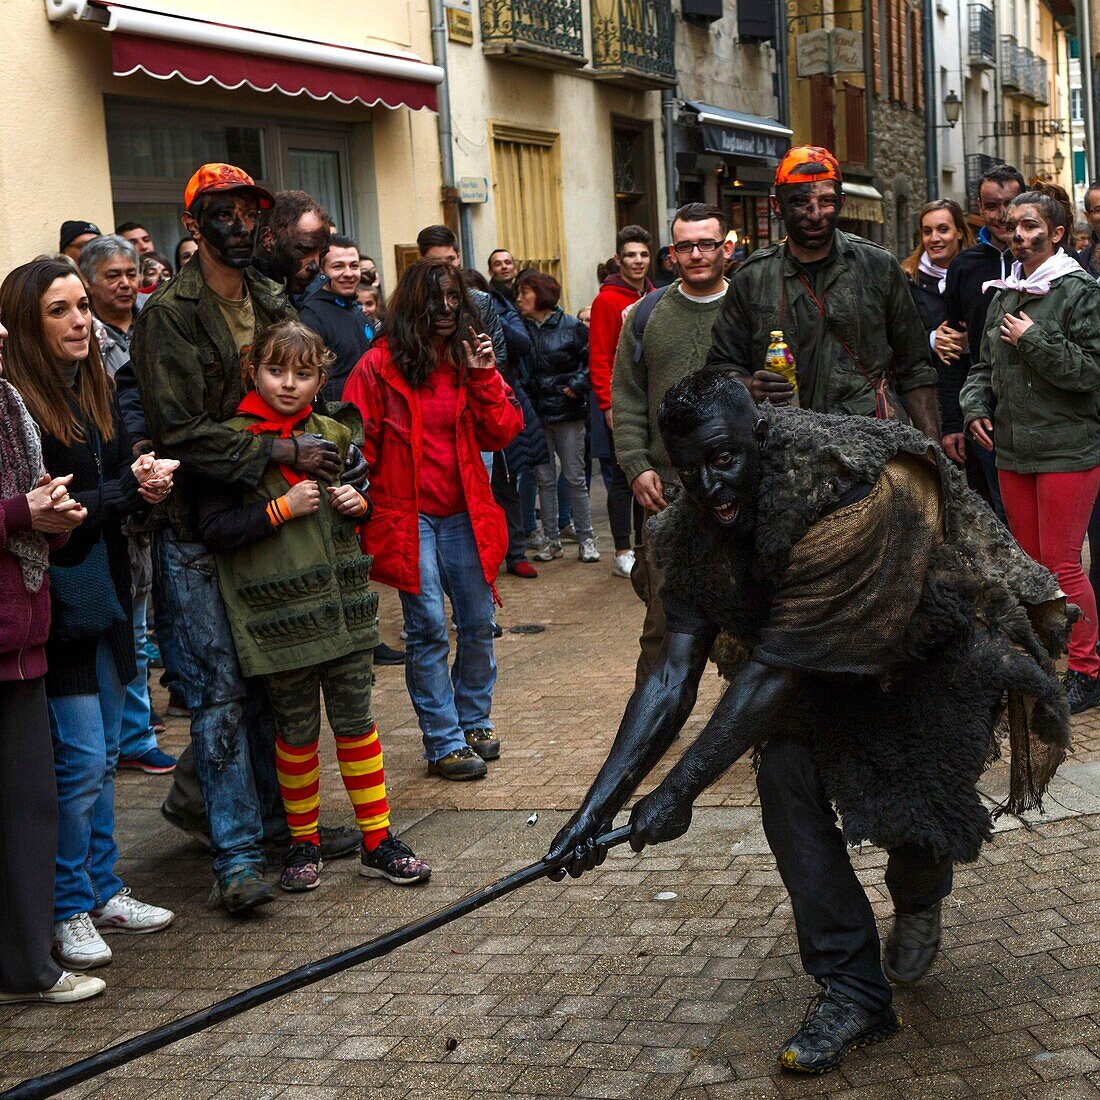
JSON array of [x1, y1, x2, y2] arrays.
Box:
[[197, 321, 430, 893]]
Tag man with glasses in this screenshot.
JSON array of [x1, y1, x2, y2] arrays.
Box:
[[611, 203, 734, 682], [706, 146, 940, 441]]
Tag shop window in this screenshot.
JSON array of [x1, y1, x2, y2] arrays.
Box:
[[105, 98, 357, 261], [490, 123, 567, 298]]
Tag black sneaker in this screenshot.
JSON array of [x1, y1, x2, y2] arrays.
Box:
[[265, 824, 361, 860], [776, 988, 900, 1074], [374, 642, 406, 666], [1064, 669, 1100, 714], [427, 746, 488, 781], [360, 832, 431, 885], [280, 843, 323, 892], [884, 901, 941, 985], [464, 727, 500, 761]]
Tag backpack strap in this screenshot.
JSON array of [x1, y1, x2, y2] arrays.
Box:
[[631, 285, 671, 364]]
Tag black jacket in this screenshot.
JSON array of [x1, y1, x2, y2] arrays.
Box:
[[44, 404, 143, 696], [1077, 233, 1100, 279], [520, 308, 590, 424], [489, 289, 533, 371], [910, 269, 971, 438], [299, 287, 374, 401], [942, 236, 1012, 436]]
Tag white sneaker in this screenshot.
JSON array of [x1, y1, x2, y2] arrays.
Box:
[[533, 539, 563, 562], [612, 549, 636, 578], [524, 531, 544, 551], [91, 888, 174, 935], [53, 913, 112, 969], [0, 971, 106, 1004], [579, 537, 601, 563]]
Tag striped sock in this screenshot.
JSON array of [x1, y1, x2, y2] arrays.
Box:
[[335, 726, 391, 852], [275, 737, 321, 847]]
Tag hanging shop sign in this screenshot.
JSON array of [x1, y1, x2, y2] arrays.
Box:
[[796, 27, 865, 76]]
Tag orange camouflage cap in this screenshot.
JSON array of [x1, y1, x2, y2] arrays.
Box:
[[183, 163, 275, 212], [774, 146, 843, 188]]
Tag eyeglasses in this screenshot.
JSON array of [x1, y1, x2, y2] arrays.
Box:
[[671, 240, 724, 254]]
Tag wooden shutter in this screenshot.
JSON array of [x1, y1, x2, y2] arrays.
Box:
[[871, 0, 882, 95], [913, 10, 924, 111], [810, 74, 837, 150], [890, 0, 903, 102], [490, 124, 567, 301], [844, 83, 868, 165]]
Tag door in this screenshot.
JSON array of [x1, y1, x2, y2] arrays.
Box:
[[279, 129, 354, 235]]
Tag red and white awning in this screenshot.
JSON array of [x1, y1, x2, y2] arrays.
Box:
[[45, 0, 443, 112]]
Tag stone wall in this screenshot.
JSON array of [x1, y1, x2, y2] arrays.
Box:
[[673, 0, 777, 114], [873, 99, 928, 256]]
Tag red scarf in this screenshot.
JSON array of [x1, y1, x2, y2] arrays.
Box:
[[236, 390, 311, 486]]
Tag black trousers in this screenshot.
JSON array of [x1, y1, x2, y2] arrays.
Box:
[[756, 734, 953, 1011], [604, 427, 636, 552], [492, 454, 526, 565], [0, 678, 64, 993]]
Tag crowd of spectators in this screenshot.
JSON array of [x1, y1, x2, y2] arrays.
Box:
[[4, 149, 1100, 1011]]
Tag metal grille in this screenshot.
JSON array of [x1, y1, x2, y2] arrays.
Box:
[[590, 0, 676, 86], [966, 153, 1004, 213], [1000, 35, 1021, 90], [967, 4, 995, 67], [480, 0, 586, 62]]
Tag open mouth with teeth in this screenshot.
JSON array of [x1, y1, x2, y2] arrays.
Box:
[[712, 501, 739, 523]]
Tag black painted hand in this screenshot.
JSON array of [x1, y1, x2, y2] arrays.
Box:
[[545, 806, 613, 880], [343, 443, 370, 491], [293, 434, 340, 483], [629, 783, 693, 853]]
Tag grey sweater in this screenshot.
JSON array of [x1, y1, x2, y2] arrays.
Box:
[[611, 281, 726, 485]]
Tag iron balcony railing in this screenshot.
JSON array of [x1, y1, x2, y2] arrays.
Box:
[[1000, 35, 1022, 90], [480, 0, 587, 65], [590, 0, 676, 88], [1032, 54, 1049, 103], [968, 4, 996, 68]]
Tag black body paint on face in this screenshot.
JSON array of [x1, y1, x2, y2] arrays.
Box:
[[198, 193, 259, 269], [778, 183, 842, 252], [667, 409, 763, 541]]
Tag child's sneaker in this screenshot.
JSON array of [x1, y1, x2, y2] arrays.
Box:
[[360, 833, 431, 886], [280, 843, 323, 892]]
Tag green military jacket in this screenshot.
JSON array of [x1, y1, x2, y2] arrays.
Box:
[[960, 270, 1100, 474], [213, 412, 379, 678], [129, 260, 297, 539], [705, 230, 937, 417]]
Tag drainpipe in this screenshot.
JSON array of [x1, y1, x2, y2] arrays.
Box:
[[863, 0, 876, 173], [775, 0, 791, 127], [923, 0, 937, 200], [429, 0, 473, 260], [662, 90, 678, 238], [1082, 0, 1098, 180]]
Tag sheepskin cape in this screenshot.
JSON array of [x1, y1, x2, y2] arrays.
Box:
[[650, 405, 1072, 863]]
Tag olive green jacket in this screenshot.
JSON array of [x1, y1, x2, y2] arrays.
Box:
[[960, 269, 1100, 473], [212, 412, 378, 678], [129, 260, 296, 539], [705, 230, 937, 417]]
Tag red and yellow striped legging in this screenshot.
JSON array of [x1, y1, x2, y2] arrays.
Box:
[[266, 651, 390, 852]]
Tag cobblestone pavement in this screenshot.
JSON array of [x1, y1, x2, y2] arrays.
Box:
[[6, 497, 1100, 1098]]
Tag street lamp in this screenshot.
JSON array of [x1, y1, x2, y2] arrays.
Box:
[[1053, 147, 1066, 174], [944, 90, 962, 127]]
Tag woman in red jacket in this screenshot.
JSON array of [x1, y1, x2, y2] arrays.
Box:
[[343, 259, 522, 780]]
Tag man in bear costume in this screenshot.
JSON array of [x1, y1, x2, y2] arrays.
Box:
[[548, 370, 1070, 1074]]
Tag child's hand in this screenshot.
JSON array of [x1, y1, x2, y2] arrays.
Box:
[[327, 483, 369, 517], [285, 479, 320, 517]]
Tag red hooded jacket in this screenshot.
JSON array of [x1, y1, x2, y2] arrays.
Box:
[[587, 274, 654, 412], [342, 340, 523, 595]]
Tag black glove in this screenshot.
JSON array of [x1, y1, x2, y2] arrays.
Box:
[[544, 805, 614, 881], [343, 443, 370, 491]]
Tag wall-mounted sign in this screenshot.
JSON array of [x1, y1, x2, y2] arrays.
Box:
[[446, 8, 474, 45], [458, 176, 490, 203], [796, 27, 865, 76], [700, 123, 788, 163], [989, 118, 1065, 137]]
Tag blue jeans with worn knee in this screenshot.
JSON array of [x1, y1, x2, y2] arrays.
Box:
[[154, 529, 269, 879], [49, 639, 126, 921], [399, 513, 496, 762]]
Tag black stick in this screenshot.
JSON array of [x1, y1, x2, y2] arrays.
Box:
[[2, 825, 631, 1100]]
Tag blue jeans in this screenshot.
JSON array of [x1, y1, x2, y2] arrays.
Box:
[[399, 513, 496, 762], [519, 471, 572, 534], [49, 639, 126, 921], [972, 438, 1006, 522], [118, 591, 158, 760], [155, 530, 272, 879]]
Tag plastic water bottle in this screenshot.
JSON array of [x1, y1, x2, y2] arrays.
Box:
[[765, 329, 799, 408]]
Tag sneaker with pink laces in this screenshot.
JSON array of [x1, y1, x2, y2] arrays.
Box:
[[90, 888, 174, 934]]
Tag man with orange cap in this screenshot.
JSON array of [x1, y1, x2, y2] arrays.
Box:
[[129, 164, 357, 914], [706, 146, 941, 440]]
